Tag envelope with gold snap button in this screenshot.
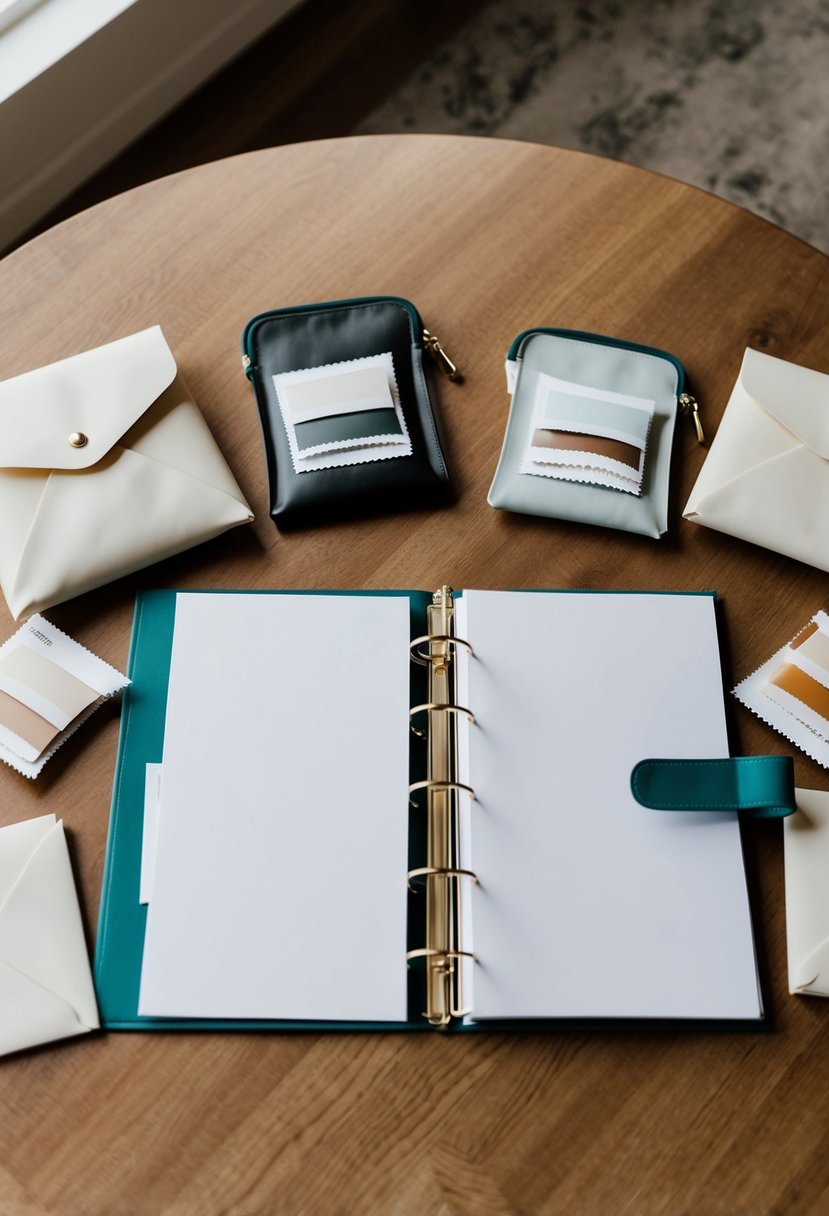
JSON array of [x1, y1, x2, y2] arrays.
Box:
[[684, 348, 829, 572], [0, 814, 99, 1056], [0, 326, 254, 620]]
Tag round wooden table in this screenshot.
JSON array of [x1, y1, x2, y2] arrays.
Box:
[[1, 135, 827, 1216]]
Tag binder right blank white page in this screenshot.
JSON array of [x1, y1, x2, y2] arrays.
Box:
[[455, 591, 762, 1021]]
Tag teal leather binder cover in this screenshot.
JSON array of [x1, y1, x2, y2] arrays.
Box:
[[94, 588, 435, 1033], [95, 588, 767, 1034]]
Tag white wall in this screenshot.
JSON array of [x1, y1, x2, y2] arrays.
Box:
[[0, 0, 301, 250]]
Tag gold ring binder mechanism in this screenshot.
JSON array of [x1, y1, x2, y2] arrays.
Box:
[[408, 702, 475, 740], [406, 586, 478, 1028]]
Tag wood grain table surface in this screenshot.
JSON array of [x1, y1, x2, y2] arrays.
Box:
[[0, 134, 827, 1216]]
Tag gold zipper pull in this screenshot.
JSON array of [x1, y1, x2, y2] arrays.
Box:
[[242, 354, 251, 375], [423, 329, 461, 381], [679, 393, 705, 444]]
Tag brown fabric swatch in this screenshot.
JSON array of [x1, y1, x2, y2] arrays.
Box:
[[0, 688, 60, 754], [791, 620, 819, 650], [532, 429, 641, 473]]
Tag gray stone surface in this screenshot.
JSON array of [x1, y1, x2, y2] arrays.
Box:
[[358, 0, 829, 252]]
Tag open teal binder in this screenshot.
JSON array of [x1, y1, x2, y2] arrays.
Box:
[[95, 587, 769, 1033]]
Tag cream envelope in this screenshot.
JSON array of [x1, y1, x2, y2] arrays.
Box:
[[0, 814, 99, 1055], [0, 326, 253, 620], [684, 348, 829, 572], [784, 788, 829, 997]]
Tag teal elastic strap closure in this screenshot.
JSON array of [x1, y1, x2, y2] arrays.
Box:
[[630, 756, 796, 819]]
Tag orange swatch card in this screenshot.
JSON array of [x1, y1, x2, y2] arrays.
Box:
[[733, 610, 829, 769]]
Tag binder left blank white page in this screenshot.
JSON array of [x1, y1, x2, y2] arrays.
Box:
[[138, 593, 411, 1021]]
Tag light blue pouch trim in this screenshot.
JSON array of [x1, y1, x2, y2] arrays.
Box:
[[538, 390, 651, 446], [489, 330, 681, 538], [630, 756, 796, 819]]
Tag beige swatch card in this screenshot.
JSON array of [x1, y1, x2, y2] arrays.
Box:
[[0, 615, 130, 777]]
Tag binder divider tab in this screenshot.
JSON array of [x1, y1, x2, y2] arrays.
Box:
[[406, 586, 478, 1028]]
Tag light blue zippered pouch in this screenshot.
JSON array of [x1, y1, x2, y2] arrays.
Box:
[[487, 328, 694, 539]]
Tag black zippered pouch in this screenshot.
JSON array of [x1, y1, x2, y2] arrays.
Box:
[[242, 296, 458, 527]]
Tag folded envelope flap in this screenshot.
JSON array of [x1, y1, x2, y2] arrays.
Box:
[[0, 818, 99, 1030], [790, 935, 829, 995], [740, 347, 829, 459], [0, 814, 56, 903], [785, 790, 829, 995], [0, 326, 177, 471], [0, 958, 91, 1055]]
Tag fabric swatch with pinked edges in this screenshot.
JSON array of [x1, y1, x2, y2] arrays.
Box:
[[734, 610, 829, 768], [274, 352, 412, 473], [0, 614, 130, 777], [521, 373, 654, 496]]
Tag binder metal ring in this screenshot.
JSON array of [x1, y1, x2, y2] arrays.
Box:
[[409, 702, 476, 738], [408, 779, 475, 808], [407, 865, 478, 891], [409, 634, 474, 666], [406, 947, 478, 965]]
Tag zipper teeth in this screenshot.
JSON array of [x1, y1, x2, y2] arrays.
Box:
[[507, 327, 685, 393], [242, 295, 423, 368]]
